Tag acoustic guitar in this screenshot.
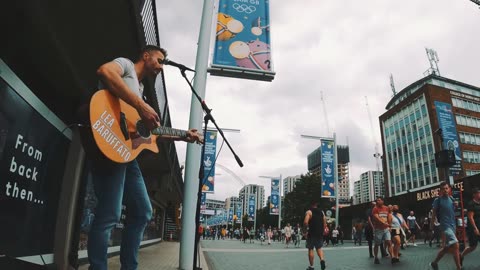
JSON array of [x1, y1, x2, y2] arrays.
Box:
[[90, 89, 196, 163]]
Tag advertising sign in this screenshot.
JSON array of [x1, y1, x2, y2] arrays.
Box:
[[0, 77, 70, 257], [321, 139, 335, 198], [210, 0, 275, 81], [236, 201, 243, 223], [248, 195, 256, 221], [269, 178, 280, 215], [434, 101, 462, 175], [228, 208, 233, 222], [202, 131, 217, 193]]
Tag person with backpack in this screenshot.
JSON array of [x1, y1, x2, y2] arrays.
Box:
[[429, 182, 462, 270], [304, 200, 327, 270], [391, 205, 409, 264]]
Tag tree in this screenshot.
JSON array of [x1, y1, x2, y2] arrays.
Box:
[[283, 173, 332, 225]]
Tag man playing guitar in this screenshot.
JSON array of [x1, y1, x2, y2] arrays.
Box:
[[84, 45, 201, 270]]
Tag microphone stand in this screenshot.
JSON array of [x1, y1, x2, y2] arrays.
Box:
[[178, 68, 243, 270]]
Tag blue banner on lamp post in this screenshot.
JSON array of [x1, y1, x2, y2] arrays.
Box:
[[434, 101, 463, 175], [202, 131, 218, 193], [211, 0, 275, 81], [236, 201, 242, 223], [248, 195, 255, 221], [270, 178, 280, 215], [321, 139, 335, 198]]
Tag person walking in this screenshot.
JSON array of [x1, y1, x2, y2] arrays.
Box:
[[365, 220, 374, 258], [460, 187, 480, 265], [422, 217, 432, 245], [429, 182, 462, 270], [337, 226, 344, 245], [295, 223, 303, 247], [267, 226, 273, 245], [304, 200, 327, 270], [284, 223, 293, 248], [406, 211, 421, 246], [391, 205, 409, 264], [372, 197, 393, 265], [354, 220, 363, 246], [331, 227, 339, 246]]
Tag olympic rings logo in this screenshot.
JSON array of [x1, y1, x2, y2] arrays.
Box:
[[232, 3, 256, 14]]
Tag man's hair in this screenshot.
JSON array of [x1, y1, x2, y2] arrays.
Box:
[[439, 181, 449, 188], [310, 199, 318, 206], [376, 196, 384, 201], [139, 45, 167, 60], [472, 187, 480, 194]]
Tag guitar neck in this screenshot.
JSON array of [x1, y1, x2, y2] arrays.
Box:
[[152, 126, 188, 138]]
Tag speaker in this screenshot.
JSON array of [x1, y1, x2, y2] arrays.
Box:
[[435, 150, 456, 168]]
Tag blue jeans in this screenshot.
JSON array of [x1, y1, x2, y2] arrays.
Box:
[[87, 160, 153, 270]]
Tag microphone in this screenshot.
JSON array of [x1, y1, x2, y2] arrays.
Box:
[[163, 59, 195, 72]]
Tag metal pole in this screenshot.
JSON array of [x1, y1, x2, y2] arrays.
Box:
[[278, 174, 282, 229], [179, 1, 213, 269], [334, 133, 340, 227]]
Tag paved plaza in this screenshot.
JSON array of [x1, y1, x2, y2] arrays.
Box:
[[201, 239, 480, 270]]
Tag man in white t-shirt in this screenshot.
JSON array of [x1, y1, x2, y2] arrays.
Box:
[[407, 211, 421, 246], [331, 228, 339, 246]]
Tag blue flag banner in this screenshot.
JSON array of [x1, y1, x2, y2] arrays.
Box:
[[321, 139, 335, 198], [248, 195, 256, 221], [200, 192, 207, 214], [210, 0, 275, 81], [236, 201, 243, 223], [229, 208, 234, 222], [202, 131, 218, 193], [270, 178, 280, 215], [434, 101, 462, 175]]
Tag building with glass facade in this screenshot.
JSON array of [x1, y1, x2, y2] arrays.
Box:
[[380, 74, 480, 197], [353, 171, 384, 204], [239, 184, 265, 214], [283, 175, 300, 195]]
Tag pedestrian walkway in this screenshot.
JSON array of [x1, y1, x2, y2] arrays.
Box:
[[201, 239, 480, 270], [78, 241, 209, 270]]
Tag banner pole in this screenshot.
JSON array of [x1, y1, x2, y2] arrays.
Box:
[[179, 1, 214, 269]]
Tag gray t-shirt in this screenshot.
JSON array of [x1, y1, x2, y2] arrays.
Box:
[[432, 196, 456, 231], [98, 57, 143, 98]]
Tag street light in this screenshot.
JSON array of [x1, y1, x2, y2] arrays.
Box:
[[300, 133, 340, 227], [259, 175, 282, 229]]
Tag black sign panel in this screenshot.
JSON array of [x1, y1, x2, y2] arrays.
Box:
[[0, 78, 70, 256]]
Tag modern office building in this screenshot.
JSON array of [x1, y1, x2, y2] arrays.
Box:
[[283, 175, 301, 195], [239, 184, 265, 214], [353, 171, 384, 204], [307, 145, 350, 202], [380, 74, 480, 197], [205, 198, 226, 211]]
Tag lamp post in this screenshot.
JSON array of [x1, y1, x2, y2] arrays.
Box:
[[300, 133, 339, 227], [259, 175, 282, 229]]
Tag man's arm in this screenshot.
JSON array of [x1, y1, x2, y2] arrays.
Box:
[[430, 208, 437, 230], [97, 62, 160, 130], [303, 210, 311, 237], [467, 210, 479, 236]]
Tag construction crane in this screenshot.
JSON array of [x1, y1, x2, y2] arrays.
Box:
[[320, 91, 331, 136], [365, 96, 381, 173], [390, 74, 397, 97]]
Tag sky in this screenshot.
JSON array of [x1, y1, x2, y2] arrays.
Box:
[[155, 0, 480, 204]]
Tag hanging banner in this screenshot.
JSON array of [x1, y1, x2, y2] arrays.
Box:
[[321, 139, 335, 198], [248, 195, 255, 221], [236, 201, 243, 223], [202, 131, 217, 193], [209, 0, 275, 81], [434, 101, 462, 176], [200, 192, 207, 214], [0, 75, 70, 257], [269, 178, 280, 215], [228, 208, 233, 223]]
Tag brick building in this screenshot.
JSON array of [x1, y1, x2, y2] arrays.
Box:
[[380, 74, 480, 197]]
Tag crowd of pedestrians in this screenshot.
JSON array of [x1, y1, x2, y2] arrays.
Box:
[[196, 181, 480, 270]]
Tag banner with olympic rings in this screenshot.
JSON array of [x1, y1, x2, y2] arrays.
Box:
[[210, 0, 275, 82]]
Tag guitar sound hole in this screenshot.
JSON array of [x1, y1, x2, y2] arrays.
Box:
[[136, 121, 151, 138]]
